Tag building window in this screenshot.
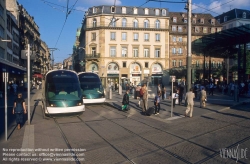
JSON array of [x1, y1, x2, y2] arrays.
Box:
[[111, 6, 115, 13], [133, 19, 138, 28], [178, 48, 182, 54], [134, 33, 139, 41], [155, 9, 159, 15], [217, 28, 221, 32], [145, 8, 149, 15], [184, 18, 187, 23], [155, 48, 160, 58], [172, 60, 176, 67], [0, 25, 4, 39], [178, 37, 182, 42], [155, 20, 160, 28], [93, 18, 97, 27], [144, 33, 149, 41], [196, 60, 199, 67], [162, 9, 166, 16], [123, 62, 126, 67], [122, 7, 126, 14], [179, 60, 182, 66], [172, 48, 176, 54], [172, 36, 176, 42], [211, 19, 215, 25], [145, 62, 149, 68], [192, 18, 196, 24], [110, 32, 116, 40], [121, 47, 127, 57], [205, 62, 209, 68], [203, 27, 207, 33], [173, 17, 177, 23], [195, 27, 199, 33], [110, 46, 116, 57], [144, 19, 149, 28], [178, 26, 182, 32], [243, 12, 246, 18], [122, 32, 127, 41], [172, 26, 176, 31], [93, 7, 96, 13], [91, 47, 96, 56], [200, 18, 204, 24], [133, 48, 139, 57], [155, 34, 160, 41], [91, 33, 96, 41], [122, 18, 127, 27], [211, 28, 215, 33], [133, 8, 138, 14], [212, 61, 215, 68], [217, 62, 221, 68], [224, 16, 227, 22], [111, 18, 116, 27], [144, 48, 150, 57]]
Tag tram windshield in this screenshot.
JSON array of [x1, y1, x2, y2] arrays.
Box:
[[78, 73, 104, 97], [45, 71, 82, 101]]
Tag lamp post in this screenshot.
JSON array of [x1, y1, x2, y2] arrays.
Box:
[[185, 0, 192, 90], [48, 48, 59, 70]]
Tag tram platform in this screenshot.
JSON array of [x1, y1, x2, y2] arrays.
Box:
[[0, 87, 249, 163]]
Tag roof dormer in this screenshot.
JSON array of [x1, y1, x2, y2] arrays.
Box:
[[211, 19, 215, 25]]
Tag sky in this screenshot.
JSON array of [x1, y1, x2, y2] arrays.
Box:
[[17, 0, 250, 63]]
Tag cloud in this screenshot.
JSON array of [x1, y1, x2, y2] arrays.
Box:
[[192, 0, 250, 16]]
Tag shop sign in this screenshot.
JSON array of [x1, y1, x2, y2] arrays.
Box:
[[130, 63, 141, 74], [152, 63, 162, 73]]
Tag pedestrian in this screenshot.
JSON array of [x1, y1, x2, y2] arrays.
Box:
[[12, 83, 18, 95], [178, 85, 184, 105], [185, 88, 195, 118], [209, 83, 214, 95], [161, 85, 165, 100], [199, 88, 207, 108], [157, 84, 161, 95], [115, 82, 118, 91], [136, 85, 141, 106], [122, 90, 130, 111], [154, 91, 161, 115], [12, 93, 27, 130], [140, 83, 148, 115]]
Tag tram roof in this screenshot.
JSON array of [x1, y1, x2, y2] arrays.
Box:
[[192, 24, 250, 57]]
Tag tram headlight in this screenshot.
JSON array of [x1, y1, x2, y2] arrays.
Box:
[[77, 102, 82, 106], [50, 103, 56, 107]]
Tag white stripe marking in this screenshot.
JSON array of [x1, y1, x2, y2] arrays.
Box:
[[22, 125, 34, 152]]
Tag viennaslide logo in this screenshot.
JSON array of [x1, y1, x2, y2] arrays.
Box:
[[219, 144, 248, 163]]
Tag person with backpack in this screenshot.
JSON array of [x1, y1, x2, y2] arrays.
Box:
[[154, 91, 161, 115], [12, 93, 26, 130], [140, 84, 148, 115]]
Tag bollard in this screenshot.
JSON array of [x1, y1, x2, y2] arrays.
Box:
[[110, 87, 112, 99]]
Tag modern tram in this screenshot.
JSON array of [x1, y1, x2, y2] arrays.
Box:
[[41, 70, 85, 117], [78, 72, 106, 104]]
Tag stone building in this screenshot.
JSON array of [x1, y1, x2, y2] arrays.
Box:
[[78, 5, 170, 86]]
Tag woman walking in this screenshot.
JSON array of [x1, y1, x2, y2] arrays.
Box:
[[12, 93, 26, 129]]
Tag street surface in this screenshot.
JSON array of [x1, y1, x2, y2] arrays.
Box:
[[0, 86, 249, 164]]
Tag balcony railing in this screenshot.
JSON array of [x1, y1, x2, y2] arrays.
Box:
[[85, 23, 168, 30], [84, 53, 100, 58]]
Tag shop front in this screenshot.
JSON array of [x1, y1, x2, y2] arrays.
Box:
[[130, 63, 141, 85], [107, 62, 119, 89], [151, 63, 163, 86]]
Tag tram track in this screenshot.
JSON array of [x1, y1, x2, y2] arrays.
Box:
[[87, 104, 250, 164]]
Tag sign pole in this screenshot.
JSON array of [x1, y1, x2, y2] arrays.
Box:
[[27, 44, 30, 125], [3, 72, 8, 140], [171, 76, 175, 118]]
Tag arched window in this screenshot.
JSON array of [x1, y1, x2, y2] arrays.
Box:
[[155, 20, 160, 28], [92, 18, 97, 27], [133, 19, 138, 28], [122, 18, 127, 27], [144, 19, 149, 28], [179, 60, 182, 66], [172, 60, 176, 67]]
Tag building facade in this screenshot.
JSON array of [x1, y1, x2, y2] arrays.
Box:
[[79, 5, 170, 86], [169, 12, 224, 83]]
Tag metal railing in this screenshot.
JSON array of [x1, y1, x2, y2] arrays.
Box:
[[84, 53, 101, 58]]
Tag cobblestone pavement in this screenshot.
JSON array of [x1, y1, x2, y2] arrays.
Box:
[[0, 87, 249, 164]]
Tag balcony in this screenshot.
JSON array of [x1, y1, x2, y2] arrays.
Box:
[[84, 53, 100, 59], [85, 23, 168, 30]]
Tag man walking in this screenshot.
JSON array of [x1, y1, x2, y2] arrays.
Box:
[[209, 83, 214, 95], [185, 88, 195, 118], [200, 88, 207, 108], [141, 84, 148, 115]]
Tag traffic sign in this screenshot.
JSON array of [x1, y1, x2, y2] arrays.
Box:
[[21, 50, 36, 60], [171, 76, 176, 82]]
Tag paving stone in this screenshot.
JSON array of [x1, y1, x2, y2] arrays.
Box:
[[165, 141, 214, 163]]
